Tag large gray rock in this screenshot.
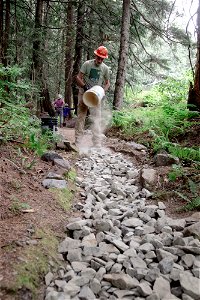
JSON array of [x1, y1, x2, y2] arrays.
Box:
[[141, 168, 157, 191], [78, 286, 96, 300], [137, 282, 153, 296], [183, 221, 200, 239], [153, 277, 171, 299], [42, 179, 67, 189], [180, 272, 200, 299], [121, 217, 143, 228], [41, 151, 63, 162], [58, 237, 81, 253], [103, 273, 139, 289], [154, 153, 179, 166], [53, 158, 70, 170]]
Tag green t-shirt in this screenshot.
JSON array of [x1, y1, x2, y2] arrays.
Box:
[[80, 59, 110, 87]]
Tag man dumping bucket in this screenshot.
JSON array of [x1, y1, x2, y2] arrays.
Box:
[[75, 46, 110, 147]]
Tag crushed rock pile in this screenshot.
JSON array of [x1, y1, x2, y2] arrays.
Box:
[[44, 148, 200, 300]]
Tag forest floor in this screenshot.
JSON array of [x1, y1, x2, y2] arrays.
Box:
[[0, 118, 199, 300]]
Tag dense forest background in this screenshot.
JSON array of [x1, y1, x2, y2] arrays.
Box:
[[0, 0, 199, 114]]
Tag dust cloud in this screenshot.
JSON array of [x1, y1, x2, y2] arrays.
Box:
[[77, 100, 112, 154]]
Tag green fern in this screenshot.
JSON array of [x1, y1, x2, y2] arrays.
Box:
[[174, 191, 190, 202], [168, 165, 184, 182], [180, 197, 200, 211], [188, 179, 198, 195], [167, 144, 200, 162]]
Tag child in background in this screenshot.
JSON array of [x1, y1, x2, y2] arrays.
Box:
[[63, 104, 75, 126]]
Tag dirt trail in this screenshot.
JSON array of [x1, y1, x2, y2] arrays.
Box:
[[59, 127, 93, 149]]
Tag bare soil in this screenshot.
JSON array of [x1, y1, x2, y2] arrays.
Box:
[[0, 129, 80, 300], [0, 121, 199, 299]]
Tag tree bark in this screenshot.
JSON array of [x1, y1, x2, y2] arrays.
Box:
[[41, 0, 55, 116], [0, 0, 10, 66], [30, 0, 55, 116], [3, 0, 10, 65], [187, 0, 200, 111], [64, 0, 74, 117], [0, 0, 4, 64], [32, 0, 43, 80], [113, 0, 131, 110], [72, 0, 85, 115]]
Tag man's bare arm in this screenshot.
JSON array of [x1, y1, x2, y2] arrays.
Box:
[[104, 79, 110, 92], [76, 72, 85, 88]]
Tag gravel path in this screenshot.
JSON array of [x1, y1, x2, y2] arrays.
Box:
[[44, 146, 200, 300]]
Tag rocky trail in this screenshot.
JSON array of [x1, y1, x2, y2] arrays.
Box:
[[0, 127, 200, 300], [43, 129, 200, 300]]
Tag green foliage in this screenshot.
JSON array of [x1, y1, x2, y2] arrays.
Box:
[[66, 168, 77, 182], [167, 144, 200, 162], [125, 71, 192, 106], [166, 163, 200, 212], [176, 178, 200, 212], [180, 197, 200, 211], [51, 188, 73, 211], [0, 65, 56, 156], [112, 74, 199, 162], [124, 85, 163, 106], [16, 148, 37, 170], [25, 131, 56, 156], [150, 137, 200, 162], [168, 165, 184, 182], [112, 110, 139, 135], [9, 196, 31, 213], [0, 65, 33, 139], [156, 74, 192, 103]]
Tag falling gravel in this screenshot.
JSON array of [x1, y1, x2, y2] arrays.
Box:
[[45, 147, 200, 300]]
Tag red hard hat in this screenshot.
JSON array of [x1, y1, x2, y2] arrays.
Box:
[[94, 46, 108, 59]]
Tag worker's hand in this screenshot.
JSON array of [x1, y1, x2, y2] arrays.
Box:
[[83, 84, 90, 92]]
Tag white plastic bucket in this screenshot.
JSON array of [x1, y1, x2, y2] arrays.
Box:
[[83, 85, 105, 107]]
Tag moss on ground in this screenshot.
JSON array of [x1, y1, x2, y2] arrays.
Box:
[[11, 228, 61, 298], [51, 172, 77, 211], [51, 187, 74, 211]]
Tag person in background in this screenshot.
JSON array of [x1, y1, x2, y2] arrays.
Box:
[[75, 45, 110, 147], [53, 94, 65, 127]]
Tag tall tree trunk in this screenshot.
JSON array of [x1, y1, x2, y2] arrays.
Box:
[[41, 0, 55, 116], [58, 29, 65, 94], [30, 0, 43, 116], [113, 0, 131, 110], [30, 0, 54, 116], [0, 0, 10, 66], [72, 0, 85, 115], [64, 0, 74, 117], [32, 0, 43, 80], [0, 0, 4, 64], [14, 0, 18, 63], [3, 0, 10, 66], [187, 0, 200, 111]]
